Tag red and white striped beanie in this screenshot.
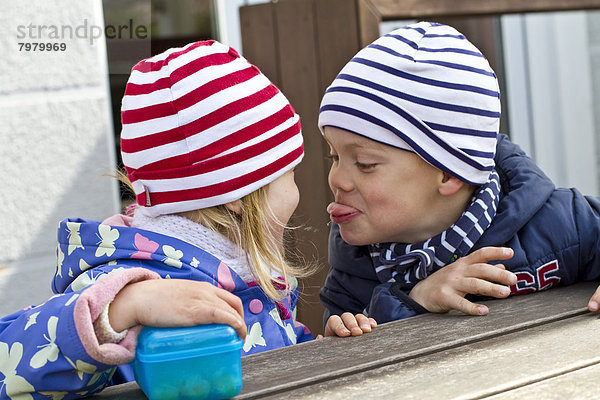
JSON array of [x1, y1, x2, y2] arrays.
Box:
[[120, 41, 304, 216]]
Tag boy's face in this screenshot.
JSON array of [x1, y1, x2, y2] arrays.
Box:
[[324, 126, 444, 246]]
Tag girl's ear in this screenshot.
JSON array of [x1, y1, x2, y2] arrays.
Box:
[[438, 172, 465, 196], [225, 199, 243, 214]]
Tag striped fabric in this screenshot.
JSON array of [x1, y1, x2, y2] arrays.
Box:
[[318, 22, 500, 184], [369, 170, 501, 285], [121, 41, 304, 216]]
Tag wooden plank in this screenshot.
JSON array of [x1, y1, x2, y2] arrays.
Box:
[[487, 363, 600, 399], [306, 0, 363, 336], [239, 3, 280, 86], [315, 0, 362, 92], [236, 282, 596, 399], [358, 0, 382, 47], [274, 0, 332, 337], [90, 382, 142, 399], [257, 313, 600, 399], [369, 0, 600, 19], [91, 283, 597, 399]]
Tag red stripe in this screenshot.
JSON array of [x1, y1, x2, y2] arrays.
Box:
[[124, 77, 171, 96], [120, 124, 183, 154], [180, 84, 280, 141], [121, 100, 178, 125], [136, 105, 295, 171], [133, 41, 213, 73], [121, 83, 279, 154], [121, 67, 260, 137], [169, 52, 240, 85], [173, 67, 259, 111], [136, 145, 303, 206], [124, 52, 238, 96], [130, 117, 301, 180]]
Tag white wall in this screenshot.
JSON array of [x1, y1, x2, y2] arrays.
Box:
[[0, 0, 120, 264]]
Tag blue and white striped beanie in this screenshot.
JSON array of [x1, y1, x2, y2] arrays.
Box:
[[318, 22, 500, 184]]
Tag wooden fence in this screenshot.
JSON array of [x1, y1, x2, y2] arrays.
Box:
[[239, 0, 600, 335]]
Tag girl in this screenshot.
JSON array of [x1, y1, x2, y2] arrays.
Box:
[[0, 40, 312, 398]]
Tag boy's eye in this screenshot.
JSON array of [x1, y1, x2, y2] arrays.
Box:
[[356, 162, 377, 170], [326, 154, 339, 163]]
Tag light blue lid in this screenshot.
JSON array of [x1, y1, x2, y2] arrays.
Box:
[[135, 324, 243, 362]]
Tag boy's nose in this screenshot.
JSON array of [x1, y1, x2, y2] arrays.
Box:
[[328, 165, 353, 193]]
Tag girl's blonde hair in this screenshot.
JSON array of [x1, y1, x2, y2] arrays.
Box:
[[180, 187, 310, 301], [117, 171, 310, 301]]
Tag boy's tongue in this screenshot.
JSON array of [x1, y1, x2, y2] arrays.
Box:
[[327, 202, 359, 217]]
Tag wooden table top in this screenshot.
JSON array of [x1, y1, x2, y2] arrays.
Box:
[[92, 282, 600, 399]]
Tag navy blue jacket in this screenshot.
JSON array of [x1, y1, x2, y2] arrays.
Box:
[[320, 134, 600, 324]]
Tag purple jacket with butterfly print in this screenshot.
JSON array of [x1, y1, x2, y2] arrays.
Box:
[[0, 216, 312, 399]]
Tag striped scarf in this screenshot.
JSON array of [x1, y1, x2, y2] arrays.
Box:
[[369, 170, 501, 285]]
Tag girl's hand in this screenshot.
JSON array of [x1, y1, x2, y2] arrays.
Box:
[[108, 279, 247, 340], [587, 285, 600, 312], [324, 312, 377, 337], [409, 247, 517, 316]]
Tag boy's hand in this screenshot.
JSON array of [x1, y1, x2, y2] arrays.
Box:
[[587, 286, 600, 312], [409, 247, 517, 316], [324, 312, 377, 337], [109, 279, 247, 340]]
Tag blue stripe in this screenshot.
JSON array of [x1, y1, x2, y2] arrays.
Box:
[[337, 73, 500, 118], [424, 33, 466, 40], [403, 26, 426, 34], [459, 148, 496, 159], [466, 227, 481, 242], [352, 57, 499, 98], [455, 216, 472, 232], [419, 46, 483, 58], [321, 88, 495, 176], [369, 44, 496, 77], [320, 105, 475, 183], [446, 229, 462, 244], [386, 34, 484, 58], [386, 33, 418, 49], [424, 121, 498, 138]]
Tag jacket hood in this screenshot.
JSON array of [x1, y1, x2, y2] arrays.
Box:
[[52, 217, 246, 294], [481, 134, 556, 245]]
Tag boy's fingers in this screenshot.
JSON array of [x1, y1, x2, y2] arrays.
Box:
[[588, 286, 600, 312], [325, 315, 350, 337], [355, 313, 373, 332], [450, 295, 488, 316], [468, 264, 517, 286], [459, 277, 511, 299], [340, 312, 363, 336], [467, 246, 514, 263]]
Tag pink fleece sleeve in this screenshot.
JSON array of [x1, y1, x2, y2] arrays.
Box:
[[102, 214, 134, 227], [73, 267, 160, 365]]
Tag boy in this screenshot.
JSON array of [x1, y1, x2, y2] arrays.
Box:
[[317, 22, 600, 337]]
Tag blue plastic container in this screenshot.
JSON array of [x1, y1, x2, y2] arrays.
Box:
[[133, 324, 243, 400]]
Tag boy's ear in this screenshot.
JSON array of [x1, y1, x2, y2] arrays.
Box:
[[225, 199, 243, 214], [438, 172, 465, 196]]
